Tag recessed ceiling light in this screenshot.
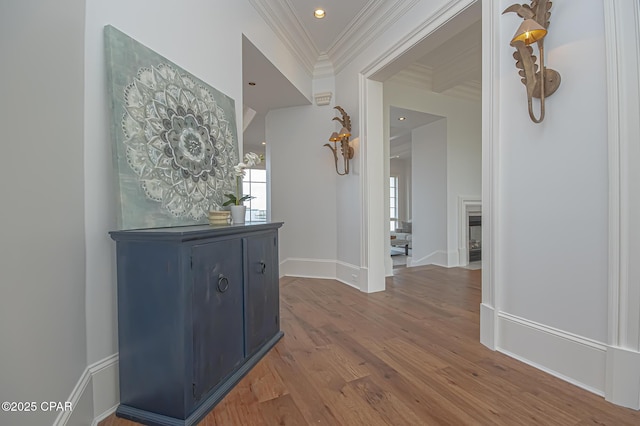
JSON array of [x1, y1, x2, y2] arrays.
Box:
[[248, 81, 256, 86], [261, 142, 266, 145], [398, 116, 406, 121], [314, 9, 326, 19]]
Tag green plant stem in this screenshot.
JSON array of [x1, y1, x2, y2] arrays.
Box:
[[236, 176, 241, 205]]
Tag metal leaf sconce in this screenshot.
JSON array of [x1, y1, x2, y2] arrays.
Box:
[[503, 0, 561, 123], [324, 106, 354, 175]]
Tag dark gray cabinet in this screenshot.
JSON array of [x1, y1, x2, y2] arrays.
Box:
[[245, 233, 279, 355], [191, 239, 245, 402], [109, 222, 283, 426]]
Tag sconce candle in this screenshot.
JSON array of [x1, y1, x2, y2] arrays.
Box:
[[503, 1, 561, 123], [324, 106, 354, 175]]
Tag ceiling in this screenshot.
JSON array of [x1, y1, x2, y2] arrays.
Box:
[[286, 0, 373, 55], [243, 0, 481, 156]]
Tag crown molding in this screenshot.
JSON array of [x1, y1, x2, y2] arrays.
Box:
[[250, 0, 421, 78], [313, 54, 335, 79], [250, 0, 480, 98], [361, 0, 477, 78], [329, 0, 421, 74], [249, 0, 318, 76]]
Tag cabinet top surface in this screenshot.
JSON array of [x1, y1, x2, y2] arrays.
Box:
[[109, 222, 283, 241]]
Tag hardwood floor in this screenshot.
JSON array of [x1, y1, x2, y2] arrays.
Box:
[[101, 265, 640, 425]]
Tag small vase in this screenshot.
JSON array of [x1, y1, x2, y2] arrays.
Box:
[[230, 205, 246, 224], [208, 210, 230, 226]]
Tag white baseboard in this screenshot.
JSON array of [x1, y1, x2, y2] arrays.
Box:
[[336, 261, 360, 289], [459, 306, 640, 410], [408, 250, 448, 267], [54, 354, 119, 426], [90, 354, 119, 423], [606, 346, 640, 409], [280, 257, 336, 279], [53, 364, 92, 425], [497, 312, 607, 395], [56, 370, 93, 426], [280, 257, 362, 290], [480, 303, 495, 349]]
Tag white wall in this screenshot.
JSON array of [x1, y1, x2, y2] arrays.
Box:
[[315, 78, 361, 284], [0, 1, 88, 425], [322, 71, 361, 281], [410, 120, 448, 266], [385, 81, 481, 266], [498, 0, 608, 343], [478, 0, 623, 397], [268, 68, 337, 271], [267, 104, 338, 278]]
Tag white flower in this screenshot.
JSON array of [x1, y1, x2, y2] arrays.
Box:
[[233, 163, 247, 177], [232, 153, 262, 176], [225, 151, 263, 206], [244, 152, 261, 167]]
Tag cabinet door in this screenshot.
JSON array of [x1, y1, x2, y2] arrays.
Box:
[[191, 239, 244, 402], [245, 232, 279, 355]]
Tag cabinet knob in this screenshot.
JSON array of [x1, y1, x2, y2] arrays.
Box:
[[217, 275, 229, 293], [259, 261, 266, 274]]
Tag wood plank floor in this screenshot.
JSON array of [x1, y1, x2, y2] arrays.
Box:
[[101, 265, 640, 425]]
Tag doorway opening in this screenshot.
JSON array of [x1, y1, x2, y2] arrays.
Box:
[[359, 0, 482, 293]]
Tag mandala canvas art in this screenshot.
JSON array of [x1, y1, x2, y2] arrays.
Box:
[[104, 25, 239, 230]]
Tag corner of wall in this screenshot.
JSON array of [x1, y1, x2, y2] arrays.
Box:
[[358, 266, 369, 292], [336, 261, 361, 289], [605, 346, 640, 409], [446, 250, 459, 267], [279, 258, 362, 290]]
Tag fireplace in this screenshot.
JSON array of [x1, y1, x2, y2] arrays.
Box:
[[458, 197, 481, 266], [468, 215, 481, 262]]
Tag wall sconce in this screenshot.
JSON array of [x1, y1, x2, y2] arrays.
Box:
[[324, 106, 354, 175], [503, 1, 561, 123]]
